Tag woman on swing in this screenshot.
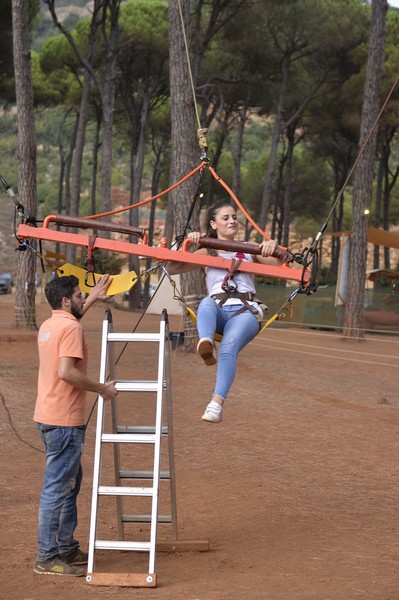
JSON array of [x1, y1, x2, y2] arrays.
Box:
[[167, 200, 289, 423]]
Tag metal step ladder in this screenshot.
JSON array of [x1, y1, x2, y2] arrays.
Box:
[[86, 308, 184, 588]]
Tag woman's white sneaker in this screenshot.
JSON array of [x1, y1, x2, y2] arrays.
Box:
[[201, 400, 223, 423]]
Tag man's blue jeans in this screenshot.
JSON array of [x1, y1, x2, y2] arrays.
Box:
[[36, 424, 85, 562], [197, 297, 260, 399]]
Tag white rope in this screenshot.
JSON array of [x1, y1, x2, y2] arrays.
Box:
[[176, 0, 202, 130]]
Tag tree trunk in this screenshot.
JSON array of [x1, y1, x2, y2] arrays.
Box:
[[231, 94, 250, 196], [12, 0, 37, 330], [258, 55, 289, 232], [100, 0, 120, 222], [65, 115, 79, 264], [343, 0, 388, 338], [168, 0, 207, 350], [205, 109, 230, 207], [127, 135, 141, 310], [128, 91, 150, 309], [91, 110, 102, 216], [373, 137, 384, 269], [282, 124, 295, 247]]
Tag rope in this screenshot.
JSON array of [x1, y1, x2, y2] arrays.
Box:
[[0, 392, 44, 453], [209, 166, 273, 243], [84, 162, 207, 220], [176, 0, 201, 131], [310, 73, 399, 251]]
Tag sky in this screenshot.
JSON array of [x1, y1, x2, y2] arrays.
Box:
[[389, 0, 399, 7]]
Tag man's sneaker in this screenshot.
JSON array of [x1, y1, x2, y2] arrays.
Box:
[[197, 337, 217, 366], [34, 557, 85, 576], [63, 548, 88, 565], [202, 400, 223, 423]]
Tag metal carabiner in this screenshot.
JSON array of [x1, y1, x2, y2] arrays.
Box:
[[84, 270, 97, 288]]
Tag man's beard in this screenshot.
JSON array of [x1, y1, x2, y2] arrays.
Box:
[[70, 302, 83, 320]]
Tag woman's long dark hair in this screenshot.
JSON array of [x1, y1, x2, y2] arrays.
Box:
[[203, 200, 235, 238]]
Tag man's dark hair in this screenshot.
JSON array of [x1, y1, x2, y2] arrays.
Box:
[[45, 275, 80, 310]]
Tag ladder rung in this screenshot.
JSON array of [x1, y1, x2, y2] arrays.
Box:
[[117, 425, 168, 435], [119, 470, 170, 480], [101, 433, 156, 444], [116, 381, 158, 392], [107, 332, 162, 343], [122, 514, 172, 523], [95, 540, 151, 552], [98, 485, 154, 497]]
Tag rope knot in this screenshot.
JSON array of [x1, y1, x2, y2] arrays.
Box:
[[197, 128, 208, 149]]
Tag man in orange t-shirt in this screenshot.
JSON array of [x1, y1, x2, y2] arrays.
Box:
[[33, 274, 118, 577]]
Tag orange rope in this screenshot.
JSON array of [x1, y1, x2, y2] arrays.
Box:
[[84, 161, 207, 220], [208, 166, 271, 241]]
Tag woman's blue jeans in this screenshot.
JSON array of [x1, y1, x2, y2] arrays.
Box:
[[36, 424, 85, 562], [197, 297, 260, 399]]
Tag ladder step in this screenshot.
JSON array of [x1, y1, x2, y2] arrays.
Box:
[[117, 425, 168, 435], [101, 433, 156, 444], [122, 514, 172, 523], [107, 332, 162, 343], [119, 470, 170, 480], [95, 540, 151, 552], [116, 381, 158, 392], [98, 485, 154, 497]]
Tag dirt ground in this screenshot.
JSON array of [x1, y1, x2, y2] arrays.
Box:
[[1, 290, 399, 600]]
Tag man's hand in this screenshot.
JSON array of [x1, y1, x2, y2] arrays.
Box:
[[83, 274, 113, 313], [101, 380, 118, 401]]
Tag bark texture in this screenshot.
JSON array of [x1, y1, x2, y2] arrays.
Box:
[[344, 0, 388, 337], [168, 0, 207, 350], [12, 0, 38, 329]]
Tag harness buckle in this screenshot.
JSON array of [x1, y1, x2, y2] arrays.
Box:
[[222, 279, 238, 294]]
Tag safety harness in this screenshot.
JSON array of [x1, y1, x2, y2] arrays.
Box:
[[211, 256, 268, 321]]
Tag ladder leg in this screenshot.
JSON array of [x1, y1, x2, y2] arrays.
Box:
[[107, 336, 124, 541], [87, 312, 112, 575], [164, 333, 178, 540]]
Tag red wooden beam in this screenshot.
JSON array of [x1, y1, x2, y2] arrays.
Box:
[[17, 223, 309, 284]]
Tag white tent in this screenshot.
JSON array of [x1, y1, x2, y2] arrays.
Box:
[[146, 274, 184, 316]]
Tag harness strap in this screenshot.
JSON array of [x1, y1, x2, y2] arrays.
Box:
[[211, 291, 267, 319], [84, 235, 97, 287], [221, 257, 242, 293]]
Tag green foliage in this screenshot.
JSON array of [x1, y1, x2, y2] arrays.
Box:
[[294, 215, 322, 240], [291, 151, 332, 221], [0, 0, 41, 101], [0, 0, 14, 100], [1, 0, 397, 273]]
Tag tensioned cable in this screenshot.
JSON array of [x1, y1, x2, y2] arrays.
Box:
[[0, 392, 44, 453], [250, 339, 397, 368], [259, 321, 399, 343], [176, 0, 202, 131], [311, 74, 399, 248], [209, 166, 275, 243], [84, 162, 206, 220], [254, 336, 399, 361]]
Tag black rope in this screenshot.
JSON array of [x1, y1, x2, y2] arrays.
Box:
[[85, 267, 171, 427], [0, 391, 44, 454], [174, 166, 206, 249]]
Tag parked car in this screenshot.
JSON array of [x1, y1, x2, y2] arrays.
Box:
[[0, 273, 13, 294]]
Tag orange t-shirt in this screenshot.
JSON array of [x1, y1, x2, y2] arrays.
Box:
[[34, 310, 88, 426]]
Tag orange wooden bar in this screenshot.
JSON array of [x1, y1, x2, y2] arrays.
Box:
[[17, 223, 309, 284]]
